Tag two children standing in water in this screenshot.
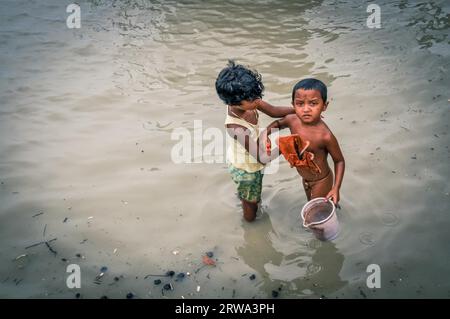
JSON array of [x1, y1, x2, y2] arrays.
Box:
[[215, 61, 345, 222]]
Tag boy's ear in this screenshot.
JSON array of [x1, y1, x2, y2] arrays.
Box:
[[323, 101, 329, 111]]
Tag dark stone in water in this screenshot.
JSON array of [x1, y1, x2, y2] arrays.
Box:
[[75, 293, 81, 299], [163, 283, 173, 290], [272, 290, 279, 298], [154, 279, 162, 285], [126, 292, 134, 299], [249, 274, 256, 280], [100, 295, 108, 299], [206, 251, 214, 258], [176, 272, 185, 279], [166, 270, 175, 277]]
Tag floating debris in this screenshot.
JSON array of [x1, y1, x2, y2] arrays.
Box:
[[202, 255, 216, 266], [113, 248, 118, 254], [14, 254, 27, 261], [43, 224, 47, 237], [206, 251, 214, 258], [13, 278, 23, 286], [249, 274, 256, 280], [45, 242, 57, 255], [144, 273, 168, 279], [100, 296, 108, 299], [126, 292, 134, 299], [154, 279, 162, 285], [166, 270, 175, 277], [63, 217, 68, 223], [94, 271, 105, 283], [272, 290, 279, 298], [172, 250, 179, 255], [32, 212, 44, 218], [87, 216, 94, 220], [359, 287, 367, 299], [196, 285, 201, 292], [25, 238, 57, 250], [75, 293, 81, 299], [100, 266, 108, 273]]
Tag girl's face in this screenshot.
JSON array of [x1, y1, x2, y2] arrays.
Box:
[[292, 89, 328, 124]]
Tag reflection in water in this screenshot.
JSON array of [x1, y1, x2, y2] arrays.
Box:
[[237, 213, 347, 298]]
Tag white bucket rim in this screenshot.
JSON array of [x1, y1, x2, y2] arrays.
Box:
[[300, 197, 336, 227]]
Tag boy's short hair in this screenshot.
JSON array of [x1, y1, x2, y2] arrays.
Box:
[[292, 78, 327, 102], [215, 60, 264, 105]]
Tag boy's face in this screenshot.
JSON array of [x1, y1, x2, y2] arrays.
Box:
[[292, 89, 328, 124]]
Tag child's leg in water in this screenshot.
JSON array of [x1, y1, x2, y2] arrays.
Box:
[[302, 170, 333, 200], [242, 200, 258, 222], [228, 166, 264, 222]]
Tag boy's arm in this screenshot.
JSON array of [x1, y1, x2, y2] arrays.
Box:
[[256, 99, 295, 118], [226, 124, 278, 164], [324, 132, 345, 205]]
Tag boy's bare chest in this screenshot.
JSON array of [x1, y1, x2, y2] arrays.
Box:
[[288, 121, 326, 152]]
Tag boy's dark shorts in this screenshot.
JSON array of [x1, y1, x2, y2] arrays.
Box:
[[228, 165, 263, 203]]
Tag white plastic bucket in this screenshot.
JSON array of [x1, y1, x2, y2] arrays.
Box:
[[300, 197, 339, 241]]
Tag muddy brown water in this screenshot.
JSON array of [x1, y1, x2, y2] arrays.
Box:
[[0, 0, 449, 298]]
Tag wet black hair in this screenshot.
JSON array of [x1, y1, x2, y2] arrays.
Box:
[[215, 60, 264, 105], [291, 78, 327, 102]]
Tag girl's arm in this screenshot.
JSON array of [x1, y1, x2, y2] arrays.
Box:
[[256, 99, 295, 118], [226, 124, 279, 164], [324, 132, 345, 204], [262, 115, 291, 153]]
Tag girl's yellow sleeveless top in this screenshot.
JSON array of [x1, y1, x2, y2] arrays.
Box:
[[224, 109, 265, 173]]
